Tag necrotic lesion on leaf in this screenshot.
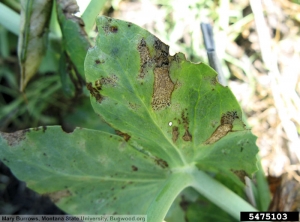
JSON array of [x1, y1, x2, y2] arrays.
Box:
[[204, 111, 240, 144], [137, 37, 176, 111], [86, 82, 104, 103], [131, 165, 138, 171], [109, 26, 118, 33], [204, 124, 233, 145], [137, 38, 153, 79], [180, 110, 192, 142], [1, 129, 30, 147], [172, 126, 179, 143], [154, 157, 169, 169], [45, 189, 72, 203], [152, 38, 175, 111], [99, 75, 118, 87], [182, 130, 192, 141], [115, 130, 131, 142]]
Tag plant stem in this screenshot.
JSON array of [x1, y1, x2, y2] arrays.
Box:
[[147, 166, 260, 221], [147, 170, 193, 222], [190, 168, 258, 220]]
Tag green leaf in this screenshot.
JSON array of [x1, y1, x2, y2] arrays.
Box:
[[85, 16, 258, 178], [81, 0, 107, 35], [0, 3, 20, 36], [0, 25, 9, 58], [59, 52, 76, 97], [254, 159, 271, 211], [0, 127, 169, 215], [0, 16, 259, 221], [18, 0, 53, 91], [56, 0, 90, 81]]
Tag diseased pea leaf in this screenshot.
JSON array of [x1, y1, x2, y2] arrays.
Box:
[[0, 16, 258, 218], [85, 16, 258, 182], [0, 127, 169, 215]]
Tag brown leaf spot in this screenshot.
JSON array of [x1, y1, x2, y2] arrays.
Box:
[[128, 102, 139, 110], [205, 111, 239, 144], [204, 76, 218, 86], [137, 37, 175, 110], [151, 38, 174, 111], [1, 129, 29, 146], [95, 59, 105, 65], [99, 75, 118, 87], [182, 129, 192, 141], [181, 111, 189, 128], [154, 157, 169, 169], [95, 79, 102, 90], [109, 26, 118, 33], [102, 22, 118, 35], [205, 124, 232, 144], [45, 189, 72, 203], [153, 39, 170, 67], [221, 111, 239, 124], [152, 67, 174, 110], [33, 126, 47, 133], [211, 78, 217, 85], [115, 130, 131, 142], [172, 126, 179, 143], [137, 38, 153, 79], [180, 111, 192, 142], [94, 74, 118, 91], [102, 25, 110, 34], [86, 82, 104, 103], [131, 165, 138, 171]]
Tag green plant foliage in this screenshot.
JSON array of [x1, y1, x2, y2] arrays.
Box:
[[0, 127, 169, 215], [186, 197, 237, 222], [0, 3, 20, 35], [85, 16, 257, 178], [18, 0, 53, 91], [0, 16, 259, 221], [81, 0, 107, 34], [56, 0, 90, 80]]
